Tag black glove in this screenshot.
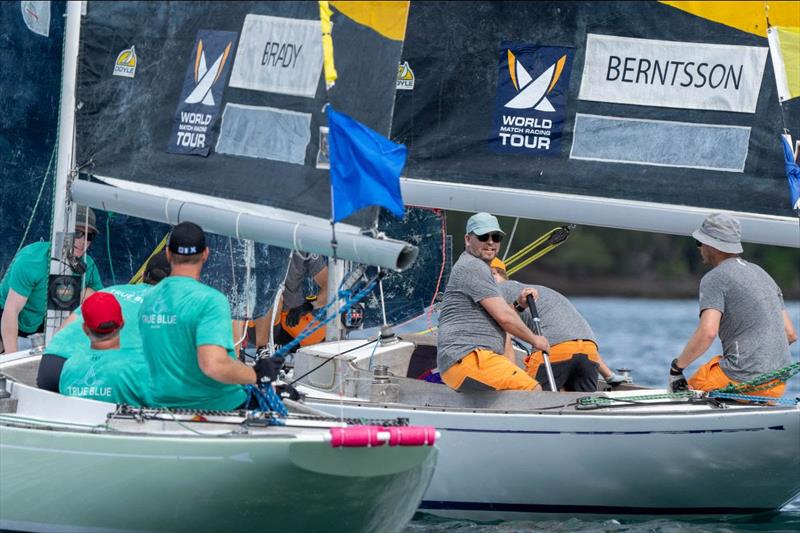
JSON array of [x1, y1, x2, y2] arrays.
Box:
[[286, 301, 314, 327], [276, 382, 301, 401], [668, 358, 689, 392], [254, 357, 282, 385]]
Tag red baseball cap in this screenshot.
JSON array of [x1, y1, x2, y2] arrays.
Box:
[[81, 292, 124, 334]]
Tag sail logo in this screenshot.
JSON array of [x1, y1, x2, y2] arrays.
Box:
[[185, 40, 233, 106], [397, 61, 415, 90], [490, 43, 574, 156], [113, 46, 137, 78], [168, 29, 238, 157], [505, 51, 566, 111]]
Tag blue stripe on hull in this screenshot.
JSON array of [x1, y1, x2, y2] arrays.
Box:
[[419, 500, 773, 515]]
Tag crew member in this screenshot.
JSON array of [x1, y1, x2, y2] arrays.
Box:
[[138, 222, 273, 410], [1, 206, 103, 354], [59, 291, 153, 407], [37, 250, 171, 393], [668, 213, 797, 397], [437, 212, 549, 392], [490, 258, 627, 391]]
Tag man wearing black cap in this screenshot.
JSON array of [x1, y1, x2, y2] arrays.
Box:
[[139, 222, 268, 410], [37, 250, 171, 393], [0, 205, 103, 354], [669, 213, 797, 397]]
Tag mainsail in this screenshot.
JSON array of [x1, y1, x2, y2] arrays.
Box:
[[394, 1, 800, 247], [69, 1, 416, 270]]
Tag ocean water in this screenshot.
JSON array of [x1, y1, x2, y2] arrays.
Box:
[[406, 298, 800, 533]]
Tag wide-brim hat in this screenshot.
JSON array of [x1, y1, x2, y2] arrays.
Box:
[[692, 212, 743, 254], [466, 212, 505, 236]]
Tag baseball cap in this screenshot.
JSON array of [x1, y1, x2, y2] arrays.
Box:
[[168, 221, 206, 256], [144, 250, 170, 283], [466, 212, 505, 236], [692, 212, 743, 254], [75, 205, 99, 234], [490, 257, 507, 271], [81, 292, 124, 335]]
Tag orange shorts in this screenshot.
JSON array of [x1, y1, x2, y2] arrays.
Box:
[[688, 355, 786, 398], [278, 311, 326, 346], [524, 339, 600, 378], [441, 349, 539, 392]]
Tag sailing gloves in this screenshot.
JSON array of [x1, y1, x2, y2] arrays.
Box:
[[254, 357, 282, 385], [286, 301, 314, 327], [668, 358, 689, 392], [605, 373, 628, 387]]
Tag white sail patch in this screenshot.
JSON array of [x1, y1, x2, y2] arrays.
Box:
[[570, 114, 750, 172], [21, 1, 50, 37], [216, 103, 310, 165], [578, 34, 767, 114], [229, 14, 322, 98]]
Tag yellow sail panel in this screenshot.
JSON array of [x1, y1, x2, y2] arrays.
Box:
[[330, 1, 410, 41], [768, 25, 800, 101], [660, 1, 800, 37], [319, 1, 337, 87]]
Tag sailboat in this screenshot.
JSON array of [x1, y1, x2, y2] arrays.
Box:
[[0, 2, 438, 531], [293, 0, 800, 521]]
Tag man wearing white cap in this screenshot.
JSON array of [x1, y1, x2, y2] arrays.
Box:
[[668, 213, 797, 397], [437, 212, 549, 392]]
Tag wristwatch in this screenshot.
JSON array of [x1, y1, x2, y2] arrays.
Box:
[[513, 301, 525, 312]]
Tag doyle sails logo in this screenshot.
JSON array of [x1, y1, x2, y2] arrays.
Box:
[[490, 43, 574, 156], [113, 46, 137, 78], [167, 29, 238, 157], [185, 40, 233, 105], [397, 61, 415, 90]]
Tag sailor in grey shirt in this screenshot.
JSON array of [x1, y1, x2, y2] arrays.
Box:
[[437, 212, 549, 392], [670, 213, 797, 396]]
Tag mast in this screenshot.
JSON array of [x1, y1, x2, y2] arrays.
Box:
[[46, 0, 82, 342]]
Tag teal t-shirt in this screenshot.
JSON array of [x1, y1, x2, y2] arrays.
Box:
[[0, 241, 103, 333], [60, 345, 153, 407], [47, 284, 152, 360], [139, 276, 245, 410]]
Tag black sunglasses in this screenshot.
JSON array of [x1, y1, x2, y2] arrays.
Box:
[[474, 232, 503, 243], [75, 230, 95, 242], [695, 239, 703, 248]]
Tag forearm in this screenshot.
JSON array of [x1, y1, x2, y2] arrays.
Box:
[[500, 312, 547, 351], [1, 315, 19, 353], [675, 329, 715, 369]]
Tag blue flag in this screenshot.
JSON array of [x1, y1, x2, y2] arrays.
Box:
[[327, 107, 406, 222], [782, 136, 800, 211]]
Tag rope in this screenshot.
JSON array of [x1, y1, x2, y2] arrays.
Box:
[[715, 362, 800, 395], [505, 225, 575, 277], [427, 209, 447, 330], [708, 391, 798, 407], [129, 234, 169, 284], [244, 384, 288, 422], [10, 143, 57, 264], [105, 212, 116, 285]]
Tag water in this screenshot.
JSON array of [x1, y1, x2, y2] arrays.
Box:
[[406, 298, 800, 532]]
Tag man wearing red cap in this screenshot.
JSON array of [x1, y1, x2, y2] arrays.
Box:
[[59, 291, 153, 406], [37, 250, 171, 393]]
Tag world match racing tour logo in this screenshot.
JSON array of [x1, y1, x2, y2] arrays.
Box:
[[490, 43, 574, 156], [168, 29, 238, 157]]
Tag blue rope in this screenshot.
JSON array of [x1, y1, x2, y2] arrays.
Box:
[[270, 275, 380, 360], [708, 391, 799, 407], [243, 384, 288, 424]]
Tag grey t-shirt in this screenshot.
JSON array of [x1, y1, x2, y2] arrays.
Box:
[[499, 281, 596, 346], [282, 253, 326, 310], [437, 252, 506, 373], [699, 257, 791, 382]]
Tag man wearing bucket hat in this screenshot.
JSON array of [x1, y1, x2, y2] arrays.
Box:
[[0, 205, 103, 354], [489, 257, 627, 391], [668, 213, 797, 397], [437, 212, 549, 392]]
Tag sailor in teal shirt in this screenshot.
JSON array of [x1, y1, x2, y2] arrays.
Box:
[[59, 291, 153, 407], [139, 222, 261, 411], [1, 206, 103, 354], [37, 250, 171, 393]]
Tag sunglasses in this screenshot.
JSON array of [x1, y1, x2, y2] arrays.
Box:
[[75, 230, 95, 242], [474, 232, 503, 243]]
